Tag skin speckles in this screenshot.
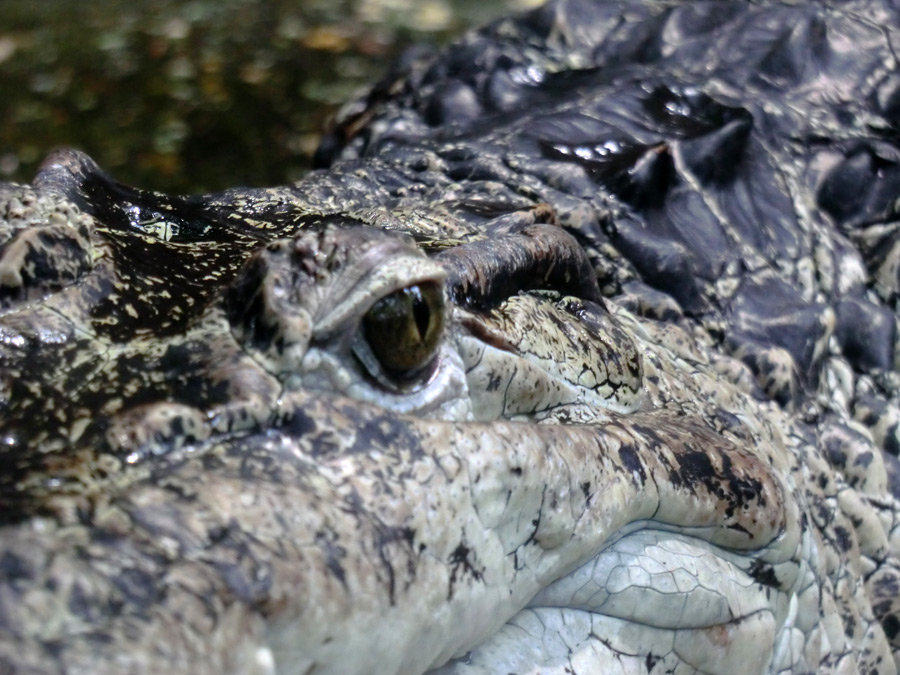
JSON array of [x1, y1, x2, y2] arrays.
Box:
[[0, 162, 885, 672], [459, 293, 642, 422], [5, 0, 900, 670]]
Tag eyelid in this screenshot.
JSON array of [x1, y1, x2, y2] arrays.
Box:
[[312, 257, 446, 340]]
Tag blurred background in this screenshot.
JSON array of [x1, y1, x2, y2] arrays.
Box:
[[0, 0, 539, 194]]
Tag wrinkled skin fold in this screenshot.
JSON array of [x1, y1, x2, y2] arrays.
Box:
[[4, 0, 900, 673]]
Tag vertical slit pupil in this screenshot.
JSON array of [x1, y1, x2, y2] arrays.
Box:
[[412, 288, 431, 341]]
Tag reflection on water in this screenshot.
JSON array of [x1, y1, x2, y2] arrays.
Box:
[[0, 0, 540, 193]]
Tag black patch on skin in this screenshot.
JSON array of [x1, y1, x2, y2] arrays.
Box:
[[815, 502, 831, 526], [371, 522, 418, 595], [822, 429, 849, 470], [874, 573, 900, 597], [486, 373, 503, 391], [207, 524, 232, 545], [665, 441, 765, 520], [350, 414, 421, 459], [283, 407, 316, 438], [748, 559, 780, 588], [726, 333, 799, 407], [316, 530, 348, 588], [883, 452, 900, 499], [717, 446, 765, 510], [885, 427, 900, 457], [448, 542, 483, 600], [844, 615, 857, 638], [881, 614, 900, 641], [853, 452, 873, 468], [343, 488, 419, 605], [833, 526, 853, 553], [645, 652, 661, 670], [856, 406, 880, 428], [618, 445, 647, 483], [671, 448, 714, 489], [629, 423, 667, 453]]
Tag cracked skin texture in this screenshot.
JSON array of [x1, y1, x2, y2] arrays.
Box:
[[3, 0, 900, 673]]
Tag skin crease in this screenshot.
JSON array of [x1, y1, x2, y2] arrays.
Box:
[[4, 0, 900, 673]]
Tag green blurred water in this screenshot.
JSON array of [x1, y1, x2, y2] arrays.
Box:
[[0, 0, 537, 193]]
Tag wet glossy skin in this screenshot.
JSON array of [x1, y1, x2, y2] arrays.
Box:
[[4, 0, 900, 672]]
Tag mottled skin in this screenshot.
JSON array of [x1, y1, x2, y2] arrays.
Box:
[[3, 0, 900, 673]]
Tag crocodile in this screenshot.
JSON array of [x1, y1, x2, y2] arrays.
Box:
[[3, 0, 900, 672]]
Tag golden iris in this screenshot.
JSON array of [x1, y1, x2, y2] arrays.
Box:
[[363, 283, 444, 381]]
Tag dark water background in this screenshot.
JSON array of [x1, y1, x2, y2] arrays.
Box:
[[0, 0, 532, 194]]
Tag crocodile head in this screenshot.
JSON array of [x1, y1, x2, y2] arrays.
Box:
[[0, 146, 890, 675], [4, 0, 900, 673]]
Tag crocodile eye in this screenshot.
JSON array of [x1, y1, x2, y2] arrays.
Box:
[[362, 282, 444, 384]]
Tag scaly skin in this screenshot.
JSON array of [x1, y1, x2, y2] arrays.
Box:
[[3, 0, 900, 673]]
